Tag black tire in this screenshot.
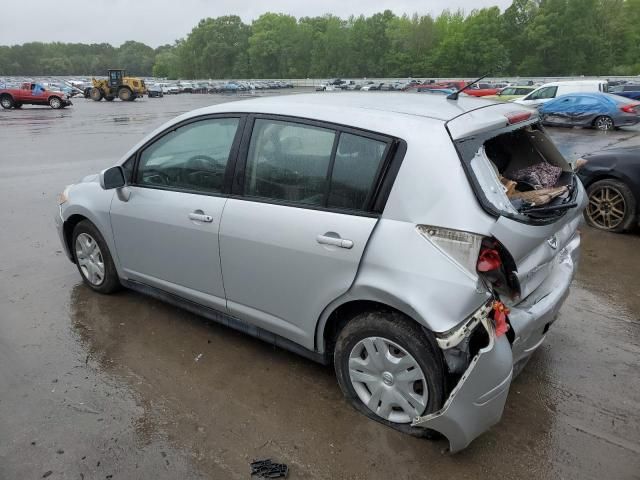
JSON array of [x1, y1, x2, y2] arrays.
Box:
[[14, 102, 22, 109], [49, 96, 63, 109], [334, 310, 445, 437], [593, 115, 614, 131], [584, 178, 637, 232], [104, 96, 115, 102], [1, 94, 15, 109], [89, 88, 103, 101], [118, 87, 133, 101], [72, 220, 121, 294]]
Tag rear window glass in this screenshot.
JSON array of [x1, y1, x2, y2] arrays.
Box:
[[328, 133, 387, 211]]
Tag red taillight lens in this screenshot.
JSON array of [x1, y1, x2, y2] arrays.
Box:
[[621, 103, 639, 113], [504, 111, 532, 124], [477, 248, 502, 272]]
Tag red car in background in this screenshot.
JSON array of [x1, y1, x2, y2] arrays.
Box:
[[415, 80, 467, 91], [464, 82, 501, 97], [0, 82, 72, 110]]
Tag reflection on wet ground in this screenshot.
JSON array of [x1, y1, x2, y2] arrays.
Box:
[[1, 94, 639, 479]]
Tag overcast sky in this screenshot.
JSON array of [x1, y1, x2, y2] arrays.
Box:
[[1, 0, 511, 47]]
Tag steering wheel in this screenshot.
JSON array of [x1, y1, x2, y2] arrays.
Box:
[[142, 168, 171, 185], [186, 154, 216, 169]]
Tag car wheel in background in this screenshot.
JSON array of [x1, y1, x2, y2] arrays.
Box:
[[49, 97, 63, 109], [585, 179, 637, 232], [593, 115, 614, 131], [334, 310, 444, 437], [105, 96, 115, 102], [72, 220, 121, 294], [1, 95, 15, 109], [14, 103, 22, 109]]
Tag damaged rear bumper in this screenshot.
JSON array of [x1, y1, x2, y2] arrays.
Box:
[[412, 232, 580, 452], [412, 315, 513, 453]]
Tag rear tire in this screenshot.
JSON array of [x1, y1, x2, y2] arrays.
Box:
[[593, 115, 614, 131], [89, 88, 103, 101], [72, 220, 121, 294], [118, 87, 133, 101], [14, 102, 22, 109], [334, 310, 445, 437], [1, 95, 15, 109], [585, 179, 636, 232]]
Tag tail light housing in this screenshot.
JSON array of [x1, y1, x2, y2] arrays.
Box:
[[620, 103, 639, 114]]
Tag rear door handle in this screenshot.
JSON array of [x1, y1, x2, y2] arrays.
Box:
[[188, 212, 213, 223], [316, 234, 353, 249]]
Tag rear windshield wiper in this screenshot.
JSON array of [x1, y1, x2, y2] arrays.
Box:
[[520, 202, 578, 214]]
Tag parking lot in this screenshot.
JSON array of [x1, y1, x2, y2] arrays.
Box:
[[1, 93, 639, 479]]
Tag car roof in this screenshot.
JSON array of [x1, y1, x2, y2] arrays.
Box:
[[552, 92, 631, 102], [185, 92, 502, 123]]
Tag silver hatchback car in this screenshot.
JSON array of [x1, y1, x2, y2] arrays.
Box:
[[56, 93, 585, 452]]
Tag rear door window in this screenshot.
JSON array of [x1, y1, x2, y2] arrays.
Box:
[[244, 119, 335, 206], [328, 133, 387, 211], [530, 86, 558, 100], [241, 118, 393, 212]]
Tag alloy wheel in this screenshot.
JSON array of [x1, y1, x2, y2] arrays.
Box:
[[75, 233, 105, 286], [348, 336, 428, 423], [586, 185, 626, 230], [594, 116, 614, 131]]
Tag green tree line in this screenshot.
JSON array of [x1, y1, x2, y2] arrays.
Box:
[[2, 0, 640, 78]]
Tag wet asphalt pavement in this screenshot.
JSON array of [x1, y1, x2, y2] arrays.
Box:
[[1, 93, 639, 480]]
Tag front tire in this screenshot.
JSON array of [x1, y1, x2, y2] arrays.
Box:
[[585, 179, 637, 232], [593, 115, 614, 131], [89, 88, 103, 101], [334, 310, 445, 437], [72, 220, 120, 294], [49, 97, 63, 109]]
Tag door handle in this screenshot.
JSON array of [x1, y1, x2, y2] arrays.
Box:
[[316, 234, 353, 249], [188, 212, 213, 223]]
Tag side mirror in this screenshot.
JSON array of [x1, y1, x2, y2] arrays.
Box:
[[100, 166, 126, 190]]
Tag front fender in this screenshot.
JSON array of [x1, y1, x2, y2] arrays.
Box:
[[60, 183, 120, 275]]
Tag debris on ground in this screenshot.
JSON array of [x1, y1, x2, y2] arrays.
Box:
[[250, 459, 288, 478]]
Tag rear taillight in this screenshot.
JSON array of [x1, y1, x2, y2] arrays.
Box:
[[477, 248, 502, 272], [417, 226, 483, 277], [476, 238, 521, 300], [504, 111, 532, 124], [621, 103, 639, 113]]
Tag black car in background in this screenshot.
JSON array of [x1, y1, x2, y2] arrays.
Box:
[[576, 146, 640, 232]]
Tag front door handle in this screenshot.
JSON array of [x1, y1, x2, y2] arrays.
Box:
[[317, 234, 354, 249], [188, 211, 213, 223]]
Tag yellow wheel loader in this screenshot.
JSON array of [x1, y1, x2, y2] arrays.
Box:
[[89, 69, 147, 102]]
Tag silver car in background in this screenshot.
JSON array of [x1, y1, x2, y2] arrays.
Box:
[[56, 93, 585, 452]]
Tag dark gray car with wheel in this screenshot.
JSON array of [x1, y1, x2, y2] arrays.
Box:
[[576, 146, 640, 232]]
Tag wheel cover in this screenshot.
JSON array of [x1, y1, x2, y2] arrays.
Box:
[[50, 98, 61, 108], [595, 116, 613, 130], [348, 336, 428, 423], [586, 185, 626, 229], [1, 98, 12, 107], [75, 233, 105, 286]]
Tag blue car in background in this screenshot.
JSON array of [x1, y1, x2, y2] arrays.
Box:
[[540, 92, 640, 130], [609, 84, 640, 101]]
